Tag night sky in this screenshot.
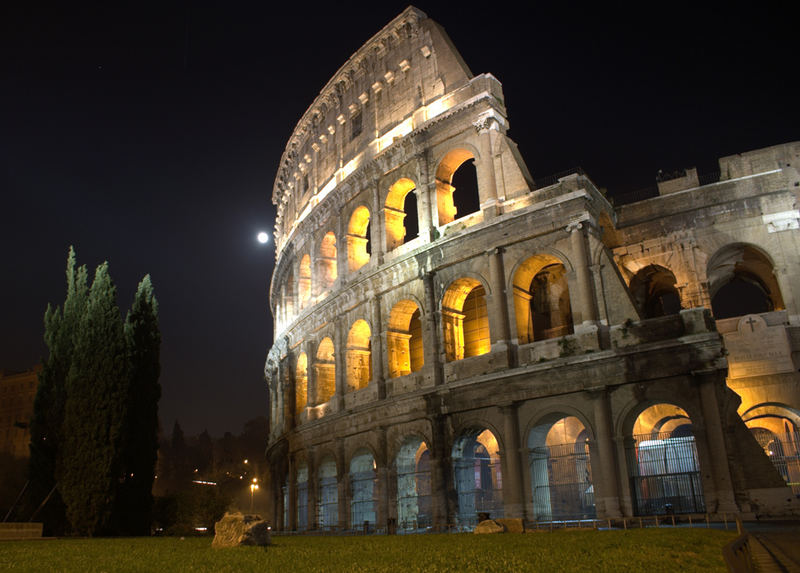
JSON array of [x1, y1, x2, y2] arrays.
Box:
[[2, 2, 796, 436]]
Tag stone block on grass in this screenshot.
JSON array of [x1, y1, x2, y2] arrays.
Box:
[[212, 512, 271, 548], [474, 519, 505, 534]]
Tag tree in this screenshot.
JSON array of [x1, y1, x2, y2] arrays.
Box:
[[59, 262, 130, 536], [114, 275, 161, 535], [26, 247, 87, 534]]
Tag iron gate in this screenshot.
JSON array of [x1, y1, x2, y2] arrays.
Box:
[[627, 432, 705, 515], [529, 441, 595, 521]]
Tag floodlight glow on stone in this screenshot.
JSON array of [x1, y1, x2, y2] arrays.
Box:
[[257, 232, 269, 244]]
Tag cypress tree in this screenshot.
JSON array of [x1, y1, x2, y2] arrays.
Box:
[[115, 275, 161, 535], [27, 247, 87, 533], [59, 262, 130, 536]]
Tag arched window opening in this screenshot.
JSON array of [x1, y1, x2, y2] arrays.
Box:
[[346, 319, 372, 392], [452, 429, 503, 530], [295, 352, 308, 418], [629, 265, 682, 319], [385, 178, 419, 251], [708, 244, 784, 319], [435, 149, 479, 226], [347, 206, 371, 272], [528, 415, 595, 522], [396, 436, 431, 532], [350, 450, 377, 528], [318, 232, 338, 292], [387, 300, 424, 378], [296, 462, 309, 531], [513, 255, 573, 344], [299, 254, 311, 309], [442, 278, 490, 361], [315, 337, 335, 405], [744, 408, 800, 495], [318, 455, 338, 530], [627, 404, 705, 515]]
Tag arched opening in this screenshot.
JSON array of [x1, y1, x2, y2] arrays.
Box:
[[743, 405, 800, 495], [629, 265, 682, 318], [707, 244, 784, 319], [346, 319, 372, 392], [318, 455, 338, 530], [387, 300, 424, 378], [435, 149, 480, 226], [396, 436, 431, 532], [315, 337, 335, 405], [513, 255, 573, 344], [452, 428, 503, 530], [442, 278, 490, 361], [347, 206, 371, 272], [299, 254, 311, 309], [318, 232, 338, 292], [626, 404, 704, 515], [385, 178, 419, 251], [527, 416, 595, 522], [349, 449, 377, 528], [295, 352, 308, 418], [296, 461, 308, 531]]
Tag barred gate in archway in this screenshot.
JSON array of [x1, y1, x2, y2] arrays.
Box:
[[626, 432, 705, 515], [529, 441, 595, 521], [757, 430, 800, 496]]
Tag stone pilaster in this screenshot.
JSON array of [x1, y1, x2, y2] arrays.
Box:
[[567, 222, 598, 327], [422, 272, 444, 386], [500, 403, 525, 518], [591, 388, 622, 518], [371, 295, 386, 399]]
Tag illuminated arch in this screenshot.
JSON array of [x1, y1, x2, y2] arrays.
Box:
[[346, 319, 372, 391], [385, 178, 419, 251], [299, 254, 311, 309], [347, 206, 371, 272], [315, 337, 335, 404], [435, 148, 479, 226], [628, 403, 705, 515], [441, 277, 490, 361], [387, 299, 424, 378], [629, 265, 681, 318], [512, 254, 573, 343], [451, 428, 502, 529], [527, 414, 595, 521], [318, 232, 338, 291], [707, 243, 784, 319], [295, 352, 308, 417]]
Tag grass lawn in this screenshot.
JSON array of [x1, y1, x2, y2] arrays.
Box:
[[0, 528, 736, 572]]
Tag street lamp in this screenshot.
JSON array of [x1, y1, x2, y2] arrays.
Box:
[[249, 478, 259, 513]]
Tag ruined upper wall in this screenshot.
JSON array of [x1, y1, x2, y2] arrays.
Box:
[[272, 7, 474, 253]]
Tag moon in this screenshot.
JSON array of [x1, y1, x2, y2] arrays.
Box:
[[257, 231, 269, 244]]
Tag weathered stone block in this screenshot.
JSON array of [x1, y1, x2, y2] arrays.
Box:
[[212, 512, 271, 548], [474, 519, 505, 534], [496, 518, 524, 533]]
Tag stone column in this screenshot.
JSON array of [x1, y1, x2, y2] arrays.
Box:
[[376, 427, 390, 531], [334, 320, 346, 412], [305, 340, 317, 410], [371, 295, 386, 399], [474, 116, 500, 218], [500, 403, 525, 518], [288, 456, 298, 531], [282, 358, 295, 432], [567, 222, 598, 327], [335, 214, 347, 287], [336, 440, 348, 530], [422, 272, 444, 386], [370, 181, 385, 265], [696, 371, 739, 513], [486, 247, 512, 356], [428, 414, 454, 531], [415, 152, 435, 242], [307, 451, 318, 530], [591, 388, 622, 518]]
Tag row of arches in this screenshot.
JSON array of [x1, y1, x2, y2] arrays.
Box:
[[627, 243, 784, 320], [280, 401, 734, 532], [291, 257, 575, 417], [280, 149, 481, 318]]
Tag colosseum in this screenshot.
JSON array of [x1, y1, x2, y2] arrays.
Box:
[[264, 7, 800, 531]]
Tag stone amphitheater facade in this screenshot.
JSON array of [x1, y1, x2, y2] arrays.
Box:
[[264, 7, 800, 531]]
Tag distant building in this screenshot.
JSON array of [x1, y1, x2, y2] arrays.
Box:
[[264, 7, 800, 531], [0, 366, 40, 459]]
